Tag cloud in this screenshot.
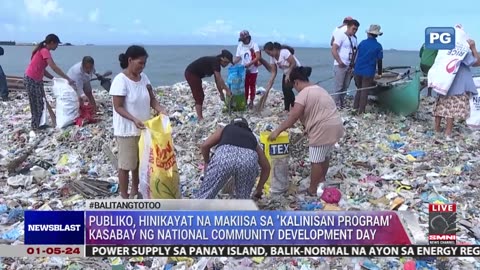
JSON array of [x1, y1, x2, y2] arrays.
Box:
[[108, 27, 117, 33], [134, 19, 141, 25], [195, 19, 236, 37], [24, 0, 63, 18], [88, 8, 99, 23], [298, 34, 306, 41]]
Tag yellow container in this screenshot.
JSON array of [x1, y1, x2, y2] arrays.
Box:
[[259, 131, 289, 195]]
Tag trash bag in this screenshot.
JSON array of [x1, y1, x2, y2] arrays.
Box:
[[466, 77, 480, 130], [226, 65, 246, 111], [259, 131, 290, 195], [53, 78, 79, 129], [39, 97, 48, 126], [138, 115, 181, 199]]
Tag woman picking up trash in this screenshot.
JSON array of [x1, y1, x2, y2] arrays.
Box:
[[110, 45, 168, 199], [263, 42, 301, 112], [434, 39, 480, 139], [195, 117, 270, 199], [184, 50, 233, 121], [268, 67, 345, 196], [24, 33, 75, 130]]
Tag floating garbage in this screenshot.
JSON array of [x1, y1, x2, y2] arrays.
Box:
[[1, 81, 480, 268]]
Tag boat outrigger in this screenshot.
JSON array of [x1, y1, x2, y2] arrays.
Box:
[[5, 71, 112, 92]]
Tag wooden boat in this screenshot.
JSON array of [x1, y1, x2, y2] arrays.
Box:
[[6, 76, 25, 91], [371, 66, 421, 116], [6, 72, 112, 92]]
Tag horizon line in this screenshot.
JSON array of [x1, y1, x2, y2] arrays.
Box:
[[4, 43, 418, 52]]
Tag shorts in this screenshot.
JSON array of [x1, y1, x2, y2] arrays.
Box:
[[309, 145, 334, 163], [116, 136, 140, 171], [185, 70, 204, 106]]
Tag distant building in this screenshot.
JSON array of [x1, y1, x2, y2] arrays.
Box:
[[0, 41, 15, 45]]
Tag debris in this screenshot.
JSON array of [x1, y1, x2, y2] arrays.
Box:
[[1, 81, 479, 269], [320, 187, 342, 204]]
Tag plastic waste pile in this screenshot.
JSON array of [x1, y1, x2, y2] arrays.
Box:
[[1, 80, 480, 269]]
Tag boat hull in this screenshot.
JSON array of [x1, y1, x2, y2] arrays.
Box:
[[6, 76, 25, 91], [371, 67, 421, 116]]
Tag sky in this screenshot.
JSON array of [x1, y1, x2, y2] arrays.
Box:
[[0, 0, 478, 50]]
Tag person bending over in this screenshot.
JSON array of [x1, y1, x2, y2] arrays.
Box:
[[196, 118, 270, 199], [269, 67, 345, 196], [184, 50, 233, 121]]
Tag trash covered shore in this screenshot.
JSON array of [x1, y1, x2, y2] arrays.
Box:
[[1, 81, 480, 270]]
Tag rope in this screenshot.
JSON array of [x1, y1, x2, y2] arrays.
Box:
[[314, 76, 334, 84], [329, 85, 379, 96]]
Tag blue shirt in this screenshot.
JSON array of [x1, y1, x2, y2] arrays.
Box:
[[354, 37, 383, 77], [446, 51, 478, 96]]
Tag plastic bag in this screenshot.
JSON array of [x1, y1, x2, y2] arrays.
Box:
[[39, 97, 48, 126], [53, 78, 79, 128], [139, 115, 181, 199], [466, 77, 480, 129], [226, 65, 246, 111], [259, 131, 290, 195]]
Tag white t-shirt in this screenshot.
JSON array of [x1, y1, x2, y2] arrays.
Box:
[[67, 62, 96, 97], [332, 31, 357, 66], [110, 72, 152, 137], [269, 49, 301, 75], [236, 41, 260, 73], [332, 25, 348, 38]]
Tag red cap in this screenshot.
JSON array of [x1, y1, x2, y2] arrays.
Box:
[[344, 16, 353, 21]]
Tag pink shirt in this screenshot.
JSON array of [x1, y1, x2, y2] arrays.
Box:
[[25, 48, 52, 82]]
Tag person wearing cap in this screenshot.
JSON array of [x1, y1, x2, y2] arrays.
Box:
[[24, 33, 75, 130], [195, 117, 270, 199], [331, 19, 360, 109], [330, 16, 353, 46], [233, 30, 264, 109], [268, 66, 344, 197], [184, 50, 233, 121], [353, 24, 384, 114]]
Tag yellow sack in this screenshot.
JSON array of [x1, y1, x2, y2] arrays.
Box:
[[138, 115, 181, 199], [259, 131, 290, 195]]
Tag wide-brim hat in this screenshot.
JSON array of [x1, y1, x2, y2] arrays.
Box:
[[366, 24, 383, 36]]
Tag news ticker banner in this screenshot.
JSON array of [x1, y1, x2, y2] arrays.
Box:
[[23, 210, 411, 247], [12, 201, 459, 257], [3, 245, 480, 257], [83, 211, 411, 245]]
